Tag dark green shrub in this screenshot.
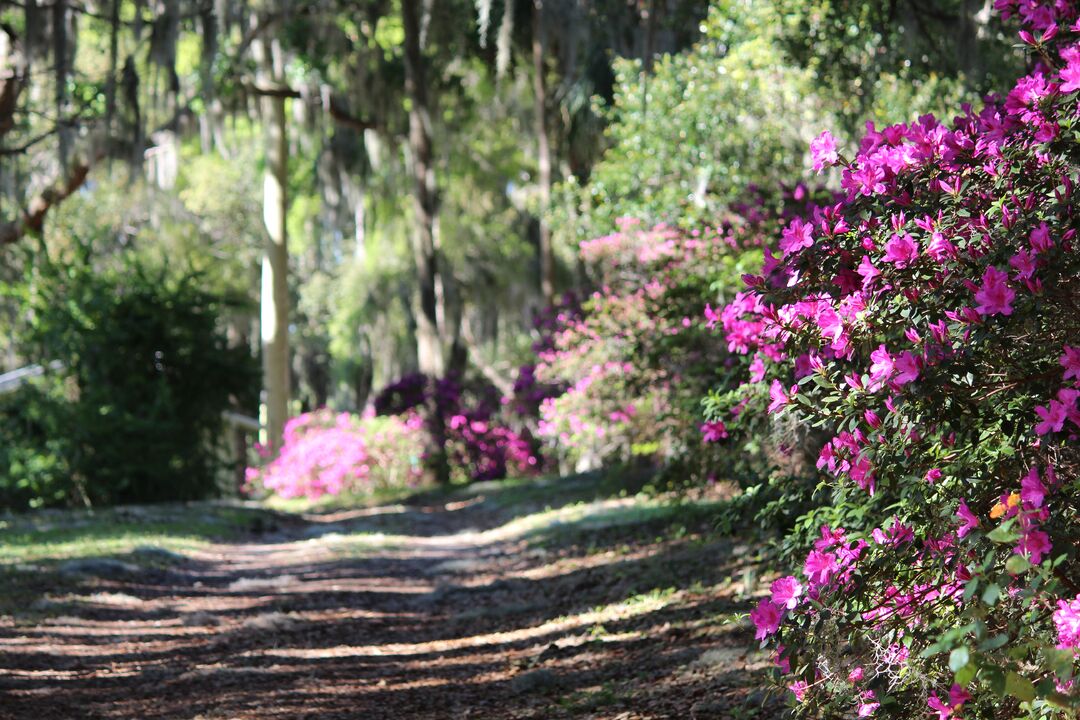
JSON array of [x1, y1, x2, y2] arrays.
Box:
[[0, 248, 258, 508]]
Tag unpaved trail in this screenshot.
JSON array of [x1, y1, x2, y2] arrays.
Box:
[[0, 479, 776, 719]]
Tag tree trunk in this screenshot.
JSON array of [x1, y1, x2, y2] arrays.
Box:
[[532, 0, 555, 305], [255, 34, 290, 453], [402, 0, 443, 379], [402, 0, 450, 484], [52, 0, 70, 171], [104, 0, 120, 141]]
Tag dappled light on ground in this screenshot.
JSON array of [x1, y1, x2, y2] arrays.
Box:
[[0, 478, 776, 719]]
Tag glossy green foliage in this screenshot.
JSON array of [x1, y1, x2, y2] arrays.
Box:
[[0, 246, 258, 508]]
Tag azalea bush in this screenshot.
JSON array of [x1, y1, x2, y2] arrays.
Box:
[[536, 206, 810, 481], [247, 409, 425, 500], [374, 371, 541, 483], [707, 1, 1080, 715]]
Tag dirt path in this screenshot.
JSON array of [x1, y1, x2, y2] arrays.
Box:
[[0, 479, 776, 719]]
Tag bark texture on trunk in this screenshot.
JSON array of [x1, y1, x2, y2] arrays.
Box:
[[403, 0, 450, 484], [532, 0, 554, 305], [255, 32, 290, 453], [402, 0, 444, 379]]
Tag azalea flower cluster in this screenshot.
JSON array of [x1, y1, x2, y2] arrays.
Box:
[[374, 371, 542, 483], [710, 1, 1080, 715], [536, 215, 779, 478], [247, 409, 425, 499]]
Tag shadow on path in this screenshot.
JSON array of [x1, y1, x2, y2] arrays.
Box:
[[0, 476, 781, 720]]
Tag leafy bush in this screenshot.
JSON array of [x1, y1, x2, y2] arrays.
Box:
[[374, 372, 541, 484], [0, 248, 257, 508], [709, 3, 1080, 714], [247, 409, 426, 499]]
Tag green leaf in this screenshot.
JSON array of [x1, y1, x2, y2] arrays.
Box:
[[980, 583, 1000, 606], [949, 647, 970, 673], [982, 667, 1006, 696], [1005, 554, 1031, 574], [978, 633, 1009, 652], [954, 662, 977, 686], [1005, 671, 1035, 702], [987, 525, 1020, 544]]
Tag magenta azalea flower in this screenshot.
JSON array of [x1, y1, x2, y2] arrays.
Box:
[[868, 344, 895, 387], [857, 691, 880, 717], [1020, 466, 1046, 508], [882, 233, 919, 267], [893, 351, 920, 385], [1061, 45, 1080, 93], [768, 379, 791, 413], [1030, 221, 1054, 252], [700, 420, 728, 443], [750, 599, 783, 641], [974, 266, 1015, 316], [810, 130, 839, 173], [804, 549, 838, 587], [1009, 248, 1037, 280], [779, 218, 815, 256], [1061, 345, 1080, 381], [1017, 528, 1052, 565], [770, 576, 805, 610], [1054, 595, 1080, 649], [956, 500, 979, 538], [1034, 400, 1067, 435], [857, 255, 880, 288]]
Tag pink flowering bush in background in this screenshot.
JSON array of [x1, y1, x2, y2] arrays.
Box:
[[246, 409, 425, 500], [706, 1, 1080, 715], [536, 217, 756, 481]]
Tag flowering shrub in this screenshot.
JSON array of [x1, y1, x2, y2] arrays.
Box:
[[374, 371, 541, 483], [247, 409, 425, 499], [709, 2, 1080, 714], [536, 220, 729, 474], [539, 190, 829, 484]]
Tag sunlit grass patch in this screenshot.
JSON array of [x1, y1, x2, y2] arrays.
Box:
[[0, 502, 281, 618], [0, 502, 273, 565]]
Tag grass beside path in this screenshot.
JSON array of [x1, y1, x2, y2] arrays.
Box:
[[0, 471, 781, 719]]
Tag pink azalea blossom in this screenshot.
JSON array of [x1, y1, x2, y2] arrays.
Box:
[[857, 255, 880, 288], [894, 351, 920, 385], [1009, 248, 1037, 280], [1061, 45, 1080, 93], [780, 218, 815, 256], [1034, 400, 1067, 434], [810, 131, 840, 172], [771, 576, 805, 610], [768, 379, 791, 413], [882, 233, 919, 267], [750, 599, 783, 641], [973, 266, 1015, 316], [857, 691, 879, 717], [925, 468, 942, 484], [700, 420, 728, 442], [1061, 345, 1080, 381], [928, 684, 969, 720], [1020, 466, 1046, 508], [704, 303, 721, 329], [1054, 595, 1080, 649], [1030, 221, 1054, 252], [868, 345, 895, 387], [789, 680, 809, 702], [956, 500, 979, 538], [926, 231, 955, 262], [774, 644, 791, 673], [804, 550, 839, 587], [1017, 528, 1052, 564]]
